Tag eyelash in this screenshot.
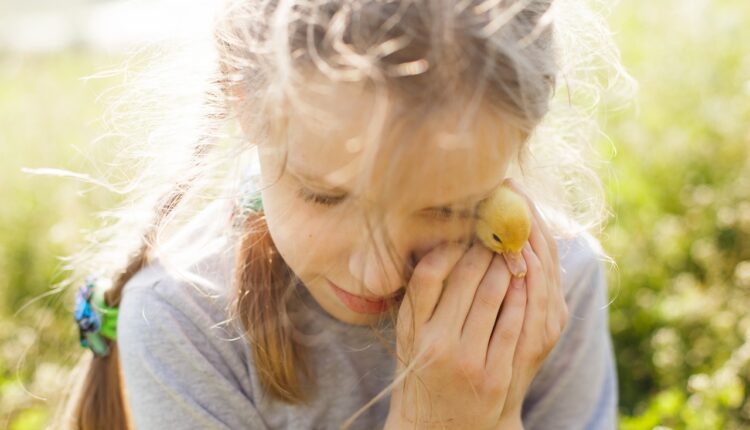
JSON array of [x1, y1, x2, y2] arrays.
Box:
[[297, 187, 466, 220], [297, 188, 346, 206]]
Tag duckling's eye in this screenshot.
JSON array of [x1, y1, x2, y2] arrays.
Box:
[[492, 233, 503, 243], [297, 188, 347, 206]]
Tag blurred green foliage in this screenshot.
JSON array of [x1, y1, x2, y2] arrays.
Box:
[[0, 50, 122, 428], [1, 0, 750, 428], [603, 0, 750, 428]]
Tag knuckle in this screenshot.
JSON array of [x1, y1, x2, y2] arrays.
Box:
[[547, 322, 562, 342], [477, 285, 504, 310], [411, 265, 443, 286], [498, 326, 517, 344], [533, 339, 547, 358], [519, 337, 541, 359], [484, 369, 511, 396], [558, 303, 570, 325], [456, 357, 484, 381], [421, 338, 450, 364]]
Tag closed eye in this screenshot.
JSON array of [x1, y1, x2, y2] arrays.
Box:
[[297, 188, 346, 206], [430, 206, 455, 219], [427, 206, 474, 221], [299, 187, 475, 221]]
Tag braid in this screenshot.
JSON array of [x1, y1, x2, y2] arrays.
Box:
[[232, 210, 314, 405], [64, 108, 221, 429]]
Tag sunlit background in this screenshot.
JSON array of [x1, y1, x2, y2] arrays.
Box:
[[1, 0, 749, 428]]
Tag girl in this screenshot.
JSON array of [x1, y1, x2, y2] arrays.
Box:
[[60, 0, 630, 429]]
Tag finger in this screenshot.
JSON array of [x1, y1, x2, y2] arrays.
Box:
[[460, 253, 512, 362], [403, 241, 468, 331], [550, 261, 567, 331], [545, 272, 561, 343], [523, 210, 562, 337], [505, 179, 563, 332], [430, 242, 494, 333], [526, 207, 554, 281], [520, 208, 557, 346], [486, 275, 526, 374], [504, 179, 563, 341], [518, 242, 548, 355]]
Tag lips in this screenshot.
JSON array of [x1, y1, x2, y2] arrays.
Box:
[[327, 280, 390, 314]]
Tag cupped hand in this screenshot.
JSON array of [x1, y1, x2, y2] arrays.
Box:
[[387, 178, 569, 430], [388, 240, 527, 430], [498, 178, 569, 419]]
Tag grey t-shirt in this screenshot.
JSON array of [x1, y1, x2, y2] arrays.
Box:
[[118, 233, 618, 429]]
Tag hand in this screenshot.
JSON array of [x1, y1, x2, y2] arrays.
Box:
[[498, 179, 568, 419], [388, 239, 528, 430]]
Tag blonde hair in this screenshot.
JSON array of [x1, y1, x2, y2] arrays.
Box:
[[56, 0, 633, 428]]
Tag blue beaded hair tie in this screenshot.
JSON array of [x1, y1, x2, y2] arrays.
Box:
[[73, 275, 118, 357]]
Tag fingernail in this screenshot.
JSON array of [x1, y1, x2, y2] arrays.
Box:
[[511, 276, 525, 289]]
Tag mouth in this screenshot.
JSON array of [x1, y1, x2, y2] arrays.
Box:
[[327, 279, 402, 315]]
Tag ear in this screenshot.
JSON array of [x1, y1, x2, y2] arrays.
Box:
[[216, 58, 252, 134], [223, 80, 252, 136], [254, 101, 290, 172]]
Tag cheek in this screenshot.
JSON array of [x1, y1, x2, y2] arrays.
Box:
[[408, 217, 476, 243], [264, 198, 349, 267]]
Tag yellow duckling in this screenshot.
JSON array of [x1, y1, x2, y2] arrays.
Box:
[[475, 182, 531, 278]]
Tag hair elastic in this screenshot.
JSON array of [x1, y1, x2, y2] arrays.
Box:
[[73, 275, 118, 357], [238, 170, 264, 214], [244, 195, 263, 212]]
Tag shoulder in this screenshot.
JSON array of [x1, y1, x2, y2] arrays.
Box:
[[117, 252, 252, 388], [120, 259, 231, 329], [119, 242, 238, 336], [116, 254, 264, 428]]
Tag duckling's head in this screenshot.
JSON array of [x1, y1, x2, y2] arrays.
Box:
[[474, 184, 532, 277]]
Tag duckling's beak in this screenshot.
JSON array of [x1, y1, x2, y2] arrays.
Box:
[[503, 251, 527, 278]]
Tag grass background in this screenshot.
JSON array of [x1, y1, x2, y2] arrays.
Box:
[[1, 0, 750, 428]]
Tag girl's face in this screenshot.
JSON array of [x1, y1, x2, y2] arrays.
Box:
[[255, 82, 521, 326]]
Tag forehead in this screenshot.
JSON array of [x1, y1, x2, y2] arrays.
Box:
[[283, 80, 521, 210]]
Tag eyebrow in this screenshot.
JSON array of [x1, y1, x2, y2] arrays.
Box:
[[288, 166, 501, 208]]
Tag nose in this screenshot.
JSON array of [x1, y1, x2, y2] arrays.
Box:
[[348, 233, 415, 299]]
